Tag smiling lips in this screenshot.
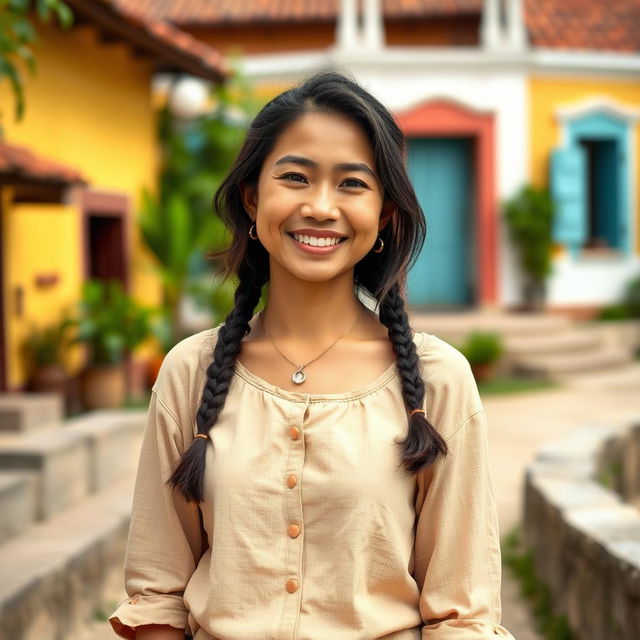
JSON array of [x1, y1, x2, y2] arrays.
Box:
[[287, 230, 347, 253]]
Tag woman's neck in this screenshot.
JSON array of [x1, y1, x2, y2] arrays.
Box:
[[258, 269, 368, 343]]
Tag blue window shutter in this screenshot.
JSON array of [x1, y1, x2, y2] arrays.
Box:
[[550, 146, 587, 249]]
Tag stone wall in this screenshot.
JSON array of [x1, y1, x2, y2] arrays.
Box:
[[524, 420, 640, 640]]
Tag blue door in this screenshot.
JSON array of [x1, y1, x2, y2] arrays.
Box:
[[407, 138, 473, 307]]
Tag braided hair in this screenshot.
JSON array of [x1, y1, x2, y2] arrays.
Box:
[[169, 69, 447, 503]]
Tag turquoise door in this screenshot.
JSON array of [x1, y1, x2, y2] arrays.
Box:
[[407, 138, 473, 307]]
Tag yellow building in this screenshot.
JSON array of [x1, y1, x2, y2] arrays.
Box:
[[0, 0, 226, 391]]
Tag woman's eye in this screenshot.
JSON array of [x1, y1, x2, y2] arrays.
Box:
[[342, 178, 367, 189], [281, 173, 307, 183]]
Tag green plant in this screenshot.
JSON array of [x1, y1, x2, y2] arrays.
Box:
[[458, 331, 504, 366], [22, 312, 73, 368], [139, 69, 259, 347], [597, 272, 640, 321], [0, 0, 73, 126], [503, 526, 575, 640], [504, 185, 554, 308], [70, 279, 154, 366]]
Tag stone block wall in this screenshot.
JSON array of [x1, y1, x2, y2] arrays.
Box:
[[524, 420, 640, 640]]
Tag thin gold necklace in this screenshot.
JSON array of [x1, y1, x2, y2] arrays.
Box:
[[259, 309, 363, 385]]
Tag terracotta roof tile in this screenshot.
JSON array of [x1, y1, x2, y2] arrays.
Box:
[[0, 142, 87, 185], [65, 0, 227, 80], [118, 0, 640, 52], [525, 0, 640, 53], [114, 0, 482, 24]]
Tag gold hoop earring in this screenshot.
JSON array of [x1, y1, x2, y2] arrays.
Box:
[[372, 236, 384, 253], [248, 224, 258, 240]]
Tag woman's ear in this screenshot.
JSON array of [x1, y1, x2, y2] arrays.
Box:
[[240, 184, 258, 221], [378, 201, 396, 232]]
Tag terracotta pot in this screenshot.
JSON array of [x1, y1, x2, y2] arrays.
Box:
[[81, 363, 127, 409], [470, 361, 497, 383], [147, 352, 166, 388], [28, 365, 67, 394]]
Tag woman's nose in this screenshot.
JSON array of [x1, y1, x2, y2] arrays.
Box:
[[302, 184, 339, 219]]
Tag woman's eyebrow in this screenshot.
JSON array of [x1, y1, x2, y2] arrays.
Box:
[[274, 154, 376, 179]]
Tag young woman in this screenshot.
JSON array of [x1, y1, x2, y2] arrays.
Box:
[[109, 70, 514, 640]]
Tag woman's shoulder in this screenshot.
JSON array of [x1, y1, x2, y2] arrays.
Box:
[[412, 330, 482, 430], [153, 325, 222, 399]]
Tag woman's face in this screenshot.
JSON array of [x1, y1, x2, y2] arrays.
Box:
[[241, 111, 393, 285]]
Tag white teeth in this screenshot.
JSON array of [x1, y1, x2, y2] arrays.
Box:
[[293, 233, 342, 247]]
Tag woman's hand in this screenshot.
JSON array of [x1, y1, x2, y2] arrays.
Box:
[[135, 624, 186, 640]]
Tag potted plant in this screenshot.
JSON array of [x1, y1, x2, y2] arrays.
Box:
[[504, 185, 554, 311], [71, 279, 154, 409], [22, 313, 73, 395], [458, 331, 505, 382]]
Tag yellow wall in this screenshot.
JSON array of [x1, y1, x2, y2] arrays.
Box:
[[0, 19, 161, 387], [529, 75, 640, 253]]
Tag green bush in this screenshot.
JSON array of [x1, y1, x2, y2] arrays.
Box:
[[70, 280, 154, 365], [597, 272, 640, 320], [457, 331, 504, 365]]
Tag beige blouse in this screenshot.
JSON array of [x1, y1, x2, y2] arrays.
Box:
[[109, 323, 515, 640]]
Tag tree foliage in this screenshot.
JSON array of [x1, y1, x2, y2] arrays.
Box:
[[0, 0, 73, 128]]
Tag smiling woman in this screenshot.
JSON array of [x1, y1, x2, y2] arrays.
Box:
[[109, 69, 515, 640]]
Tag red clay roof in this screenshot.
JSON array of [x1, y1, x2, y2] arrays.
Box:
[[0, 142, 87, 185], [525, 0, 640, 53], [64, 0, 227, 80], [114, 0, 483, 24], [115, 0, 640, 53]]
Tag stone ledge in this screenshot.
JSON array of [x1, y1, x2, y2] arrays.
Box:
[[0, 393, 64, 433], [524, 417, 640, 640], [0, 474, 134, 640]]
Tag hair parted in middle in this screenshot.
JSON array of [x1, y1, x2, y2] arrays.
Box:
[[168, 68, 448, 503]]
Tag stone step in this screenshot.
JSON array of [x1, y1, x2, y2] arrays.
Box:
[[411, 311, 572, 342], [561, 362, 640, 392], [504, 328, 603, 356], [0, 393, 64, 433], [0, 471, 38, 545], [0, 474, 135, 640], [0, 409, 145, 525], [0, 427, 91, 521], [512, 346, 634, 378]]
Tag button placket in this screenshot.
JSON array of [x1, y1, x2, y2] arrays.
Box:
[[279, 399, 308, 636]]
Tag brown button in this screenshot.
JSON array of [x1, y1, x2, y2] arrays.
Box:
[[129, 595, 139, 605], [289, 426, 300, 440], [287, 523, 300, 538], [286, 578, 298, 593], [286, 474, 297, 489]]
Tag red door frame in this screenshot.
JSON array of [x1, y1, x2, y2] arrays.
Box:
[[80, 190, 130, 292], [394, 100, 497, 306]]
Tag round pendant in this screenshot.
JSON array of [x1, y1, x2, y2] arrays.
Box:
[[292, 367, 306, 385]]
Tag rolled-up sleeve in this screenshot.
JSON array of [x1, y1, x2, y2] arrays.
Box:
[[413, 409, 515, 639], [109, 390, 205, 639]]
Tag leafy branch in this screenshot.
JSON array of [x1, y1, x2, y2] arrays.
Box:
[[0, 0, 73, 128]]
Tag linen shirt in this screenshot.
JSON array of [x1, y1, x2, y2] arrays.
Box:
[[109, 323, 514, 640]]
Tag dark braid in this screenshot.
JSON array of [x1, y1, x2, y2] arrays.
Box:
[[378, 282, 448, 473], [168, 263, 266, 502]]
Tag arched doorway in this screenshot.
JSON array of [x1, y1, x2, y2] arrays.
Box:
[[395, 99, 497, 309]]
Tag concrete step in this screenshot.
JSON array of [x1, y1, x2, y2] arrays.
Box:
[[561, 362, 640, 392], [0, 471, 38, 545], [0, 393, 64, 433], [64, 410, 145, 492], [0, 409, 145, 526], [0, 427, 91, 520], [411, 311, 573, 343], [504, 328, 603, 357], [0, 474, 134, 640], [512, 346, 634, 379]]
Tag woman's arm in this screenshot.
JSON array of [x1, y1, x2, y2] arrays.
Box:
[[413, 409, 514, 638], [135, 624, 185, 640], [108, 389, 205, 639]]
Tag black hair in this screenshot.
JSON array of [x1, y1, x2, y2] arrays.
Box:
[[169, 68, 448, 503]]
